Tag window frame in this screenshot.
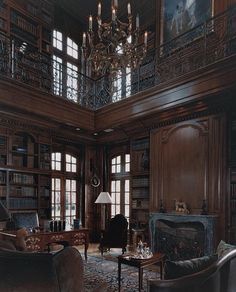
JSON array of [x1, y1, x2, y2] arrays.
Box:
[[52, 29, 79, 102], [109, 152, 131, 224], [51, 150, 80, 229]]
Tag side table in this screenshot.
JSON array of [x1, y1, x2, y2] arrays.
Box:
[[118, 253, 165, 292]]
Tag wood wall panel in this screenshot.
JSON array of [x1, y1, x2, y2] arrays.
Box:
[[162, 122, 208, 212], [0, 78, 94, 131], [150, 113, 226, 237]]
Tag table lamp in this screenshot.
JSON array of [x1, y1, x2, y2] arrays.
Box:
[[95, 191, 112, 230]]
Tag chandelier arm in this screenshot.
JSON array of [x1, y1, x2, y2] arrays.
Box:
[[81, 2, 148, 77]]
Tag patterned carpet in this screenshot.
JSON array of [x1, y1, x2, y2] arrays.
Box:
[[84, 254, 160, 292]]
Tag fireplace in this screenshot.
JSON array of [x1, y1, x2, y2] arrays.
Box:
[[149, 213, 218, 260]]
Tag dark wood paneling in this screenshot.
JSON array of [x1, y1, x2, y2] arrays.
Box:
[[0, 77, 94, 131], [162, 122, 208, 212], [150, 114, 226, 238]]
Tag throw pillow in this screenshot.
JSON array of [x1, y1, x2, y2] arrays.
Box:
[[217, 240, 236, 259], [164, 254, 218, 280]]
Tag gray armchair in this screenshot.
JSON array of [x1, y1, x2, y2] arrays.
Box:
[[148, 249, 236, 292]]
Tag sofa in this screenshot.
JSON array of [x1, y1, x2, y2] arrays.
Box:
[[148, 246, 236, 292], [0, 239, 84, 292]]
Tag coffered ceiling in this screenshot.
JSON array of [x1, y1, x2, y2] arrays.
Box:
[[56, 0, 155, 28]]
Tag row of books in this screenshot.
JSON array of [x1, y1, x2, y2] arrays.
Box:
[[11, 186, 36, 197], [11, 12, 38, 36], [9, 197, 37, 209], [132, 188, 149, 198], [0, 171, 6, 184], [0, 186, 6, 197], [132, 177, 149, 187], [11, 173, 35, 184]]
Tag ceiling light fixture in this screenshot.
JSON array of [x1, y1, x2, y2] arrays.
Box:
[[81, 0, 148, 77]]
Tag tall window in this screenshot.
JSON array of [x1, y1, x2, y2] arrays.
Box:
[[67, 62, 78, 101], [53, 30, 79, 102], [51, 152, 79, 229], [51, 178, 61, 220], [110, 153, 130, 223], [53, 30, 63, 51], [112, 38, 132, 101]]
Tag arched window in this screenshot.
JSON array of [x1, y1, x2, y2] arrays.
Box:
[[51, 152, 79, 229], [110, 153, 130, 223]]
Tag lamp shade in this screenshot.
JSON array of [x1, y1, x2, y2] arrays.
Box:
[[95, 192, 112, 204], [0, 200, 10, 221]]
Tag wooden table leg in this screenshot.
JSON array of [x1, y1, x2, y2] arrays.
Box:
[[84, 243, 88, 261], [139, 267, 143, 292], [118, 260, 121, 292], [160, 259, 164, 279]]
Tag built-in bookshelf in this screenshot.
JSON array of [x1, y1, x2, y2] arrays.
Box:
[[0, 3, 7, 32], [39, 144, 51, 170], [0, 0, 54, 55], [130, 138, 150, 231], [38, 174, 50, 219], [0, 170, 7, 207], [0, 135, 7, 166], [11, 132, 37, 168], [0, 131, 51, 220]]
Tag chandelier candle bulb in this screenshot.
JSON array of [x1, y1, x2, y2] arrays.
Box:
[[114, 0, 118, 9], [127, 3, 131, 15], [112, 8, 116, 21], [89, 15, 93, 31], [82, 33, 86, 47], [98, 3, 101, 17], [136, 14, 139, 29], [144, 31, 148, 46]]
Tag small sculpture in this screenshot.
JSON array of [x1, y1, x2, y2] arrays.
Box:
[[175, 200, 190, 214]]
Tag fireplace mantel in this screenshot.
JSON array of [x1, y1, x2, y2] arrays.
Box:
[[149, 213, 218, 256]]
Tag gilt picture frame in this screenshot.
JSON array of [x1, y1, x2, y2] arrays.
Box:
[[160, 0, 214, 45]]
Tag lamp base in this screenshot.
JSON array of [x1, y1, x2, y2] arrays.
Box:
[[0, 221, 7, 230]]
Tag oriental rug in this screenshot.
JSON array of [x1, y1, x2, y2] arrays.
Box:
[[84, 255, 159, 292]]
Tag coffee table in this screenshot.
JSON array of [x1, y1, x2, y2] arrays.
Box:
[[118, 253, 165, 292]]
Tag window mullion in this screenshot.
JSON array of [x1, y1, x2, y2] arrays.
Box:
[[61, 178, 66, 220]]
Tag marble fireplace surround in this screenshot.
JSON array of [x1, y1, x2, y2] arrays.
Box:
[[149, 213, 218, 258]]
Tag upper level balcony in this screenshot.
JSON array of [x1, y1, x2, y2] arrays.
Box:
[[0, 6, 236, 112]]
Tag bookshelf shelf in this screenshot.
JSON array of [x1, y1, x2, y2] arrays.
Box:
[[0, 131, 51, 221], [130, 138, 150, 239]]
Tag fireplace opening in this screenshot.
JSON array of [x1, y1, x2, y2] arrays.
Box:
[[156, 219, 205, 260]]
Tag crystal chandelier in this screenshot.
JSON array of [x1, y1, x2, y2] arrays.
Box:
[[81, 0, 148, 77]]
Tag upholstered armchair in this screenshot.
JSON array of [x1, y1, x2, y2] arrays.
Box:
[[0, 242, 84, 292], [148, 248, 236, 292], [100, 213, 128, 256]]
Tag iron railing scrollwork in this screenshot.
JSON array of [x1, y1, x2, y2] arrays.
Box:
[[0, 7, 235, 110]]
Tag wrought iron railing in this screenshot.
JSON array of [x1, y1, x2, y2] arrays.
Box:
[[0, 7, 235, 110]]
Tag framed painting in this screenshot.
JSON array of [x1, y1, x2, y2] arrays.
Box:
[[160, 0, 214, 45]]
